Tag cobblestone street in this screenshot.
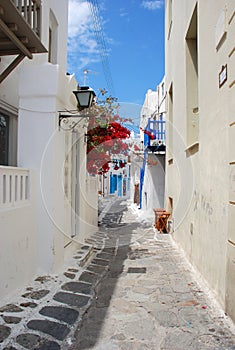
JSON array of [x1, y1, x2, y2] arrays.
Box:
[[1, 199, 235, 349]]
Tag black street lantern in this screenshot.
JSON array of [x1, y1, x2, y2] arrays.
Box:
[[73, 86, 96, 110], [58, 86, 96, 130]]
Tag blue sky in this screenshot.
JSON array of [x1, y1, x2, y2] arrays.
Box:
[[67, 0, 165, 124]]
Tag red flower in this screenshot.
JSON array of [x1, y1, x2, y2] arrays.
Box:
[[86, 116, 131, 175], [102, 162, 110, 172]]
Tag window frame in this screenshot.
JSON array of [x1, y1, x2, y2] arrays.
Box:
[[0, 108, 18, 167]]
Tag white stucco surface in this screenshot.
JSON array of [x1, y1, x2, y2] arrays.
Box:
[[165, 0, 235, 321]]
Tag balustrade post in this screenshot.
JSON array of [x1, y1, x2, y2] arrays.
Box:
[[0, 167, 30, 208], [28, 0, 32, 26], [13, 0, 41, 37], [23, 0, 27, 20], [36, 1, 41, 37]]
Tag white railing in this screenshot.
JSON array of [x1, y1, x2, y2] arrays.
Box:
[[0, 166, 30, 208], [11, 0, 42, 37]]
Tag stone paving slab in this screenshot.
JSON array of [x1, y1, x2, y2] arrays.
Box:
[[63, 272, 76, 279], [79, 271, 101, 284], [39, 306, 79, 325], [91, 258, 110, 266], [69, 199, 235, 350], [2, 316, 21, 325], [0, 243, 99, 349], [22, 289, 50, 300], [86, 263, 108, 274], [1, 198, 235, 350], [35, 340, 61, 350], [20, 301, 38, 308], [16, 333, 42, 348], [0, 304, 23, 313], [61, 281, 92, 295], [15, 332, 61, 350], [96, 252, 114, 260], [27, 319, 70, 341], [102, 247, 116, 254], [53, 292, 90, 308], [0, 325, 11, 343]]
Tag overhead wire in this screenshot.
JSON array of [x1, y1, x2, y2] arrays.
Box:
[[88, 0, 115, 96], [88, 0, 112, 92], [91, 0, 114, 93]]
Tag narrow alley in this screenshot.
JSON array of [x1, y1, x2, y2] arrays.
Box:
[[1, 1, 235, 349], [1, 198, 235, 350]]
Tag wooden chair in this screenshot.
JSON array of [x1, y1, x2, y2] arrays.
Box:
[[154, 208, 171, 233]]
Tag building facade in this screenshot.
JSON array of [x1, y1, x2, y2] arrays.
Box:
[[0, 0, 97, 301], [138, 78, 166, 219], [165, 0, 235, 321]]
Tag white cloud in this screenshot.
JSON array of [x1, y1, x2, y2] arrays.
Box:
[[68, 0, 100, 72], [68, 0, 91, 38], [67, 0, 113, 85], [119, 8, 131, 22], [120, 8, 128, 17], [141, 1, 164, 10]]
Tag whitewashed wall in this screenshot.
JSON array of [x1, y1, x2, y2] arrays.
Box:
[[0, 167, 37, 301], [165, 0, 235, 321], [0, 0, 98, 300], [141, 154, 165, 220]]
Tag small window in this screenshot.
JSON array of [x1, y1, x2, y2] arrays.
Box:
[[0, 111, 17, 166], [0, 114, 9, 165], [185, 5, 199, 147], [48, 27, 52, 62], [168, 83, 173, 160], [169, 197, 173, 215], [161, 82, 165, 97], [48, 10, 58, 64], [167, 0, 173, 39]]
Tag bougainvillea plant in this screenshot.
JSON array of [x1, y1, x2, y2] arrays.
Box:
[[86, 90, 132, 175]]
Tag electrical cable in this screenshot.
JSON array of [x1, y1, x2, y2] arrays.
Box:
[[88, 0, 115, 96], [89, 1, 110, 89], [92, 0, 114, 92]]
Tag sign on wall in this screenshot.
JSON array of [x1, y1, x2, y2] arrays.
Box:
[[219, 64, 227, 88]]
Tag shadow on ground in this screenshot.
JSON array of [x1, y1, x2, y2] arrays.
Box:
[[70, 200, 142, 349]]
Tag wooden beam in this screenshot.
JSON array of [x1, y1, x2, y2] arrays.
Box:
[[0, 36, 29, 46], [0, 18, 32, 58], [30, 47, 37, 53], [0, 47, 37, 55], [0, 49, 25, 55], [0, 39, 12, 46], [0, 54, 25, 83], [229, 47, 235, 58], [229, 11, 235, 25], [229, 80, 235, 89], [7, 23, 18, 31]]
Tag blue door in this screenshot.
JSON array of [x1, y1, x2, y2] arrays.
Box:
[[123, 178, 127, 196], [110, 174, 117, 194], [117, 175, 122, 196]]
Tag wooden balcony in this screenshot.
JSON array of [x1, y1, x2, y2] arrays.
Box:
[[0, 0, 47, 83]]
